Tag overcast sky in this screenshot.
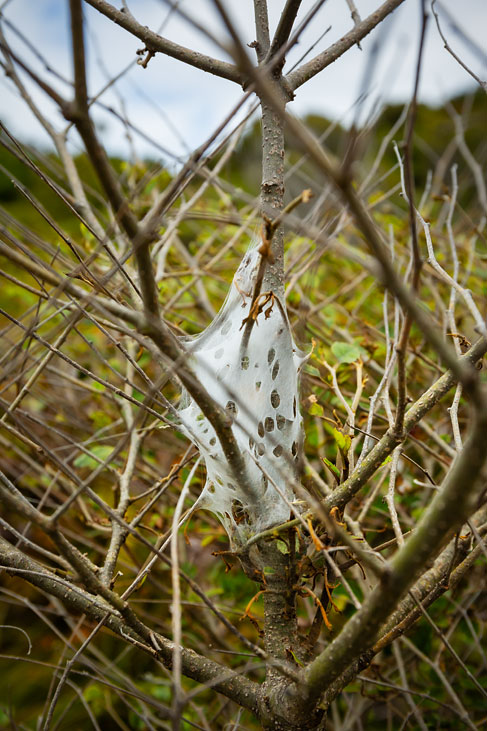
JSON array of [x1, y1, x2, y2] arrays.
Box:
[[1, 0, 486, 167]]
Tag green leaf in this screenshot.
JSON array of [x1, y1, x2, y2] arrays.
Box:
[[322, 305, 337, 326], [305, 364, 321, 378], [332, 428, 351, 455], [309, 402, 324, 417], [151, 684, 171, 703], [276, 539, 289, 554], [144, 179, 157, 195], [322, 456, 340, 479], [74, 444, 115, 470], [331, 341, 362, 364]]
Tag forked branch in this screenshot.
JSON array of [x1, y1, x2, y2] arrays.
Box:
[[286, 0, 406, 90]]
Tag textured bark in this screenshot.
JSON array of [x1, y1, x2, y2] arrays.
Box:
[[260, 92, 287, 296], [83, 0, 242, 84]]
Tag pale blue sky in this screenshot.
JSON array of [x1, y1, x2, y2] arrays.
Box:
[[1, 0, 485, 167]]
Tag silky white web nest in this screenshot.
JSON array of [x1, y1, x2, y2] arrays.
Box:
[[178, 245, 306, 545]]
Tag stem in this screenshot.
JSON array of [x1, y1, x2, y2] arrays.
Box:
[[302, 392, 487, 705], [260, 94, 286, 295], [83, 0, 242, 84], [0, 536, 261, 713], [286, 0, 407, 90], [253, 0, 271, 62], [270, 0, 304, 59], [393, 2, 428, 436]]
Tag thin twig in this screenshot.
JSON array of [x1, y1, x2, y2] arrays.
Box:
[[431, 0, 487, 95]]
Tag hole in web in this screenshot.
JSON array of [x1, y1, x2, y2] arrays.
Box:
[[293, 397, 297, 418], [271, 390, 280, 408], [232, 500, 249, 524], [208, 484, 215, 494], [178, 248, 306, 525], [226, 400, 238, 416]]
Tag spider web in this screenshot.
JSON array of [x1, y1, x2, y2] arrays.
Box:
[[178, 245, 306, 545]]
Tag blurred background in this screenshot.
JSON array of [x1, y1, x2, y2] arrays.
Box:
[[1, 0, 486, 162]]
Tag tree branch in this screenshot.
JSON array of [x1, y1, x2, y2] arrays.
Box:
[[393, 4, 428, 437], [82, 0, 242, 84], [0, 536, 260, 713], [252, 0, 270, 62], [325, 335, 487, 512], [69, 0, 160, 320], [269, 0, 303, 59], [321, 506, 487, 709], [279, 110, 478, 387], [300, 387, 487, 705], [431, 0, 487, 95], [65, 0, 257, 505], [211, 0, 290, 294], [286, 0, 406, 91], [319, 529, 471, 708]]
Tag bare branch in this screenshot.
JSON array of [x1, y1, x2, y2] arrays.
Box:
[[252, 0, 271, 62], [393, 3, 428, 437], [326, 335, 487, 512], [287, 0, 406, 91], [302, 390, 487, 705], [431, 0, 487, 95], [269, 0, 303, 58], [0, 536, 261, 713], [82, 0, 242, 84]]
